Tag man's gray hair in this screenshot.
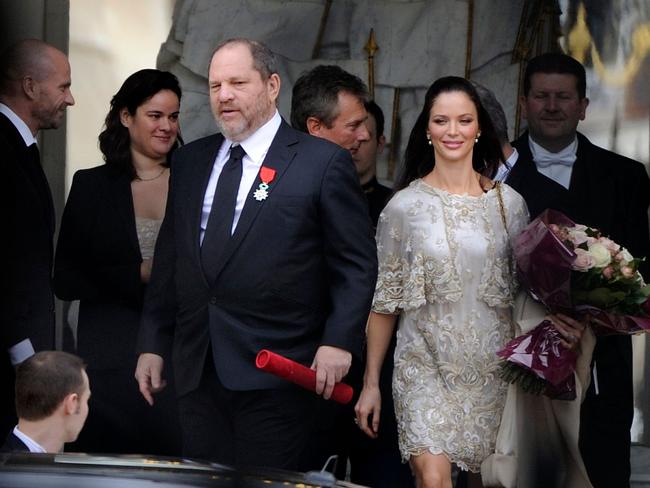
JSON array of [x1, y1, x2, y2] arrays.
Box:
[[211, 38, 278, 80]]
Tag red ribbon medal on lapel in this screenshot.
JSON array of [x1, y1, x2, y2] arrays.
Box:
[[253, 166, 276, 201]]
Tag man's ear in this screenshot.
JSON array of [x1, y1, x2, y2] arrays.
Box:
[[267, 73, 281, 103], [377, 134, 386, 154], [579, 97, 589, 121], [62, 392, 80, 416], [305, 116, 323, 136], [22, 76, 38, 101], [518, 95, 528, 120]]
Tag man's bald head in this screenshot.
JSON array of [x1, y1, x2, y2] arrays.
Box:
[[0, 39, 59, 95], [0, 39, 74, 134]]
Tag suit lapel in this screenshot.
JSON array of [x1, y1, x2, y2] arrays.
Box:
[[208, 121, 297, 287], [510, 132, 574, 219], [109, 170, 141, 257]]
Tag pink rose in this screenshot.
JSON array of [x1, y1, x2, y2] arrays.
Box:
[[602, 266, 615, 279], [567, 228, 589, 246], [600, 237, 620, 254], [615, 248, 634, 265], [621, 266, 635, 279], [573, 248, 596, 271]]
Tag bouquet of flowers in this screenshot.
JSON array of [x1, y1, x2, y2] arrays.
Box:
[[498, 209, 650, 400]]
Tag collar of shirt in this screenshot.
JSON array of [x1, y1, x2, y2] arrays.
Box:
[[494, 147, 519, 182], [234, 110, 282, 163], [200, 111, 282, 243], [13, 426, 47, 453], [0, 103, 37, 147]]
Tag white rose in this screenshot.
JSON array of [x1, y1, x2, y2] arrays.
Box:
[[588, 242, 612, 268]]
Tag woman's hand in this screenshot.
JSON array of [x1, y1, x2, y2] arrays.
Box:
[[354, 384, 382, 439], [548, 313, 587, 350]]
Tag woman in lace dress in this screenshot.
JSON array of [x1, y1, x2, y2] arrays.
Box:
[[53, 70, 182, 455], [355, 76, 529, 488]]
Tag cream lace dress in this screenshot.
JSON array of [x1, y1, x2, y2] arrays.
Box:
[[372, 179, 529, 472]]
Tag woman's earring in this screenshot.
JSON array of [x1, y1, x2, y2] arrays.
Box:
[[475, 131, 481, 144], [426, 133, 432, 145]]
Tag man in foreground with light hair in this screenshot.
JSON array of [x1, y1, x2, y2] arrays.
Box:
[[1, 351, 90, 453]]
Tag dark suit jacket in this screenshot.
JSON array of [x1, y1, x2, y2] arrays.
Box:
[[362, 176, 392, 227], [0, 432, 29, 453], [507, 131, 650, 485], [53, 165, 147, 369], [138, 120, 378, 396], [0, 112, 55, 352], [0, 112, 55, 436]]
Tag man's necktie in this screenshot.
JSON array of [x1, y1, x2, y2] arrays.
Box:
[[201, 144, 245, 284]]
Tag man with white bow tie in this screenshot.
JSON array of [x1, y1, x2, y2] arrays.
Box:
[[506, 52, 650, 488]]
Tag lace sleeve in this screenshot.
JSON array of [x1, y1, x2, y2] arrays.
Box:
[[372, 194, 427, 314]]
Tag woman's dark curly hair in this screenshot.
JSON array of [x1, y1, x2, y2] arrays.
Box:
[[395, 76, 503, 191], [99, 69, 182, 180]]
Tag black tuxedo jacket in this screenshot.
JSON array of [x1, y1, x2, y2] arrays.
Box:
[[138, 120, 378, 396], [0, 432, 29, 453], [53, 165, 148, 369], [508, 131, 650, 275]]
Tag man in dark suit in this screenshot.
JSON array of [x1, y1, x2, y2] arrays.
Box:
[[135, 38, 377, 471], [1, 351, 89, 453], [291, 75, 410, 486], [0, 39, 75, 438], [506, 52, 650, 487]]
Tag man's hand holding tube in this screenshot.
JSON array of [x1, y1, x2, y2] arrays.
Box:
[[310, 345, 352, 400]]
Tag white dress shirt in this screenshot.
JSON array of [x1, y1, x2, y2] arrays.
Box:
[[13, 426, 47, 453], [200, 111, 282, 244], [529, 135, 578, 189]]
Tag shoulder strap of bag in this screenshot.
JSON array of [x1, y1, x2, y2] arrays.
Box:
[[496, 181, 509, 239]]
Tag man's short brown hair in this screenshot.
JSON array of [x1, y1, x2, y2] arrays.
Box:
[[15, 351, 86, 421]]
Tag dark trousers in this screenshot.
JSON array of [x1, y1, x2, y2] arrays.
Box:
[[579, 335, 633, 488], [178, 358, 318, 471]]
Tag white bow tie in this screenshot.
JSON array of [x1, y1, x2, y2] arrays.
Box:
[[529, 136, 577, 168]]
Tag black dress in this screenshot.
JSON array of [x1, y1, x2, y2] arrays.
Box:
[[54, 165, 180, 456]]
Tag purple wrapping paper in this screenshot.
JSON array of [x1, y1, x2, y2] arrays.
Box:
[[499, 209, 650, 398]]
